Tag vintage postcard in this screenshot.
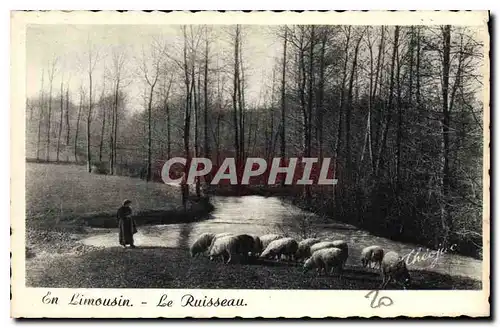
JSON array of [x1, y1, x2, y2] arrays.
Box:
[[10, 10, 490, 318]]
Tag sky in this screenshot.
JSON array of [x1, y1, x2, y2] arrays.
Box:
[[26, 24, 282, 112]]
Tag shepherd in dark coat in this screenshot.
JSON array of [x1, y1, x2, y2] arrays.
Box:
[[117, 199, 137, 248]]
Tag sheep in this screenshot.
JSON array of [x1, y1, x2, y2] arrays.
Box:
[[361, 245, 384, 269], [233, 234, 258, 263], [308, 240, 348, 266], [303, 247, 344, 276], [379, 251, 411, 289], [309, 241, 338, 255], [189, 232, 216, 258], [208, 234, 255, 264], [260, 234, 285, 250], [295, 238, 322, 262], [207, 232, 234, 253], [208, 235, 234, 263], [260, 237, 298, 261], [247, 234, 264, 257], [330, 240, 349, 266]]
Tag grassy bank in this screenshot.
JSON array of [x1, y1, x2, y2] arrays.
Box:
[[26, 162, 182, 226], [25, 162, 214, 254]]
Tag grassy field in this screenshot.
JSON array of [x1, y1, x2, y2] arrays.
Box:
[[24, 162, 482, 290], [26, 246, 481, 289], [26, 162, 181, 226], [25, 162, 214, 254]]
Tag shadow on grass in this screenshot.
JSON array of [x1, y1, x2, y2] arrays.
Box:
[[26, 247, 482, 290]]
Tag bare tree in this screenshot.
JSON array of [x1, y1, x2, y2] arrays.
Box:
[[36, 68, 45, 160], [333, 26, 351, 205], [376, 26, 399, 176], [345, 28, 364, 180], [98, 66, 106, 163], [161, 69, 174, 159], [74, 85, 86, 162], [85, 37, 101, 172], [280, 26, 288, 187], [203, 26, 211, 159], [360, 27, 381, 169], [65, 79, 71, 161], [56, 74, 64, 162], [138, 38, 164, 181], [440, 25, 452, 247], [109, 46, 127, 174], [46, 57, 58, 161], [316, 27, 328, 163], [232, 25, 241, 167]]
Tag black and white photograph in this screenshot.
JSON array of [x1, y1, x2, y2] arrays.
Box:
[[10, 10, 490, 318]]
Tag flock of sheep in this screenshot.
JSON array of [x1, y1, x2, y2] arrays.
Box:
[[190, 232, 412, 289]]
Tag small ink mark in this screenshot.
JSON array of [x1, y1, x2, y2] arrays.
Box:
[[365, 290, 393, 309], [141, 302, 147, 304]]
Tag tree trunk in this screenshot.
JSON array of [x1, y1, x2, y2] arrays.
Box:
[[112, 81, 120, 173], [194, 64, 201, 197], [36, 70, 44, 160], [360, 27, 374, 167], [74, 93, 83, 162], [65, 85, 70, 161], [204, 34, 210, 159], [317, 29, 326, 163], [280, 27, 288, 187], [346, 30, 363, 180], [396, 30, 403, 189], [87, 72, 93, 172], [109, 83, 116, 174], [376, 26, 399, 177], [408, 26, 415, 106], [372, 26, 385, 171], [99, 94, 106, 163], [416, 27, 421, 106], [333, 27, 351, 208], [163, 76, 172, 160], [232, 25, 240, 169], [46, 75, 54, 161], [182, 27, 192, 211], [304, 26, 315, 205], [56, 80, 64, 162], [147, 84, 154, 182], [440, 25, 452, 247], [239, 41, 246, 162]]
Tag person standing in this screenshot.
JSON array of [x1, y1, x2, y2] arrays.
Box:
[[117, 199, 137, 248], [180, 171, 189, 211]]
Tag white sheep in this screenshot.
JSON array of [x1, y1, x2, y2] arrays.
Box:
[[379, 251, 411, 289], [303, 247, 345, 276], [207, 232, 233, 253], [295, 237, 322, 262], [260, 234, 285, 250], [308, 240, 348, 266], [208, 234, 255, 264], [260, 237, 298, 261], [309, 241, 337, 255], [189, 232, 216, 258], [361, 245, 384, 269]]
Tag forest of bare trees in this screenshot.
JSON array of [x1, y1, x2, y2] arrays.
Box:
[[25, 24, 485, 258]]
